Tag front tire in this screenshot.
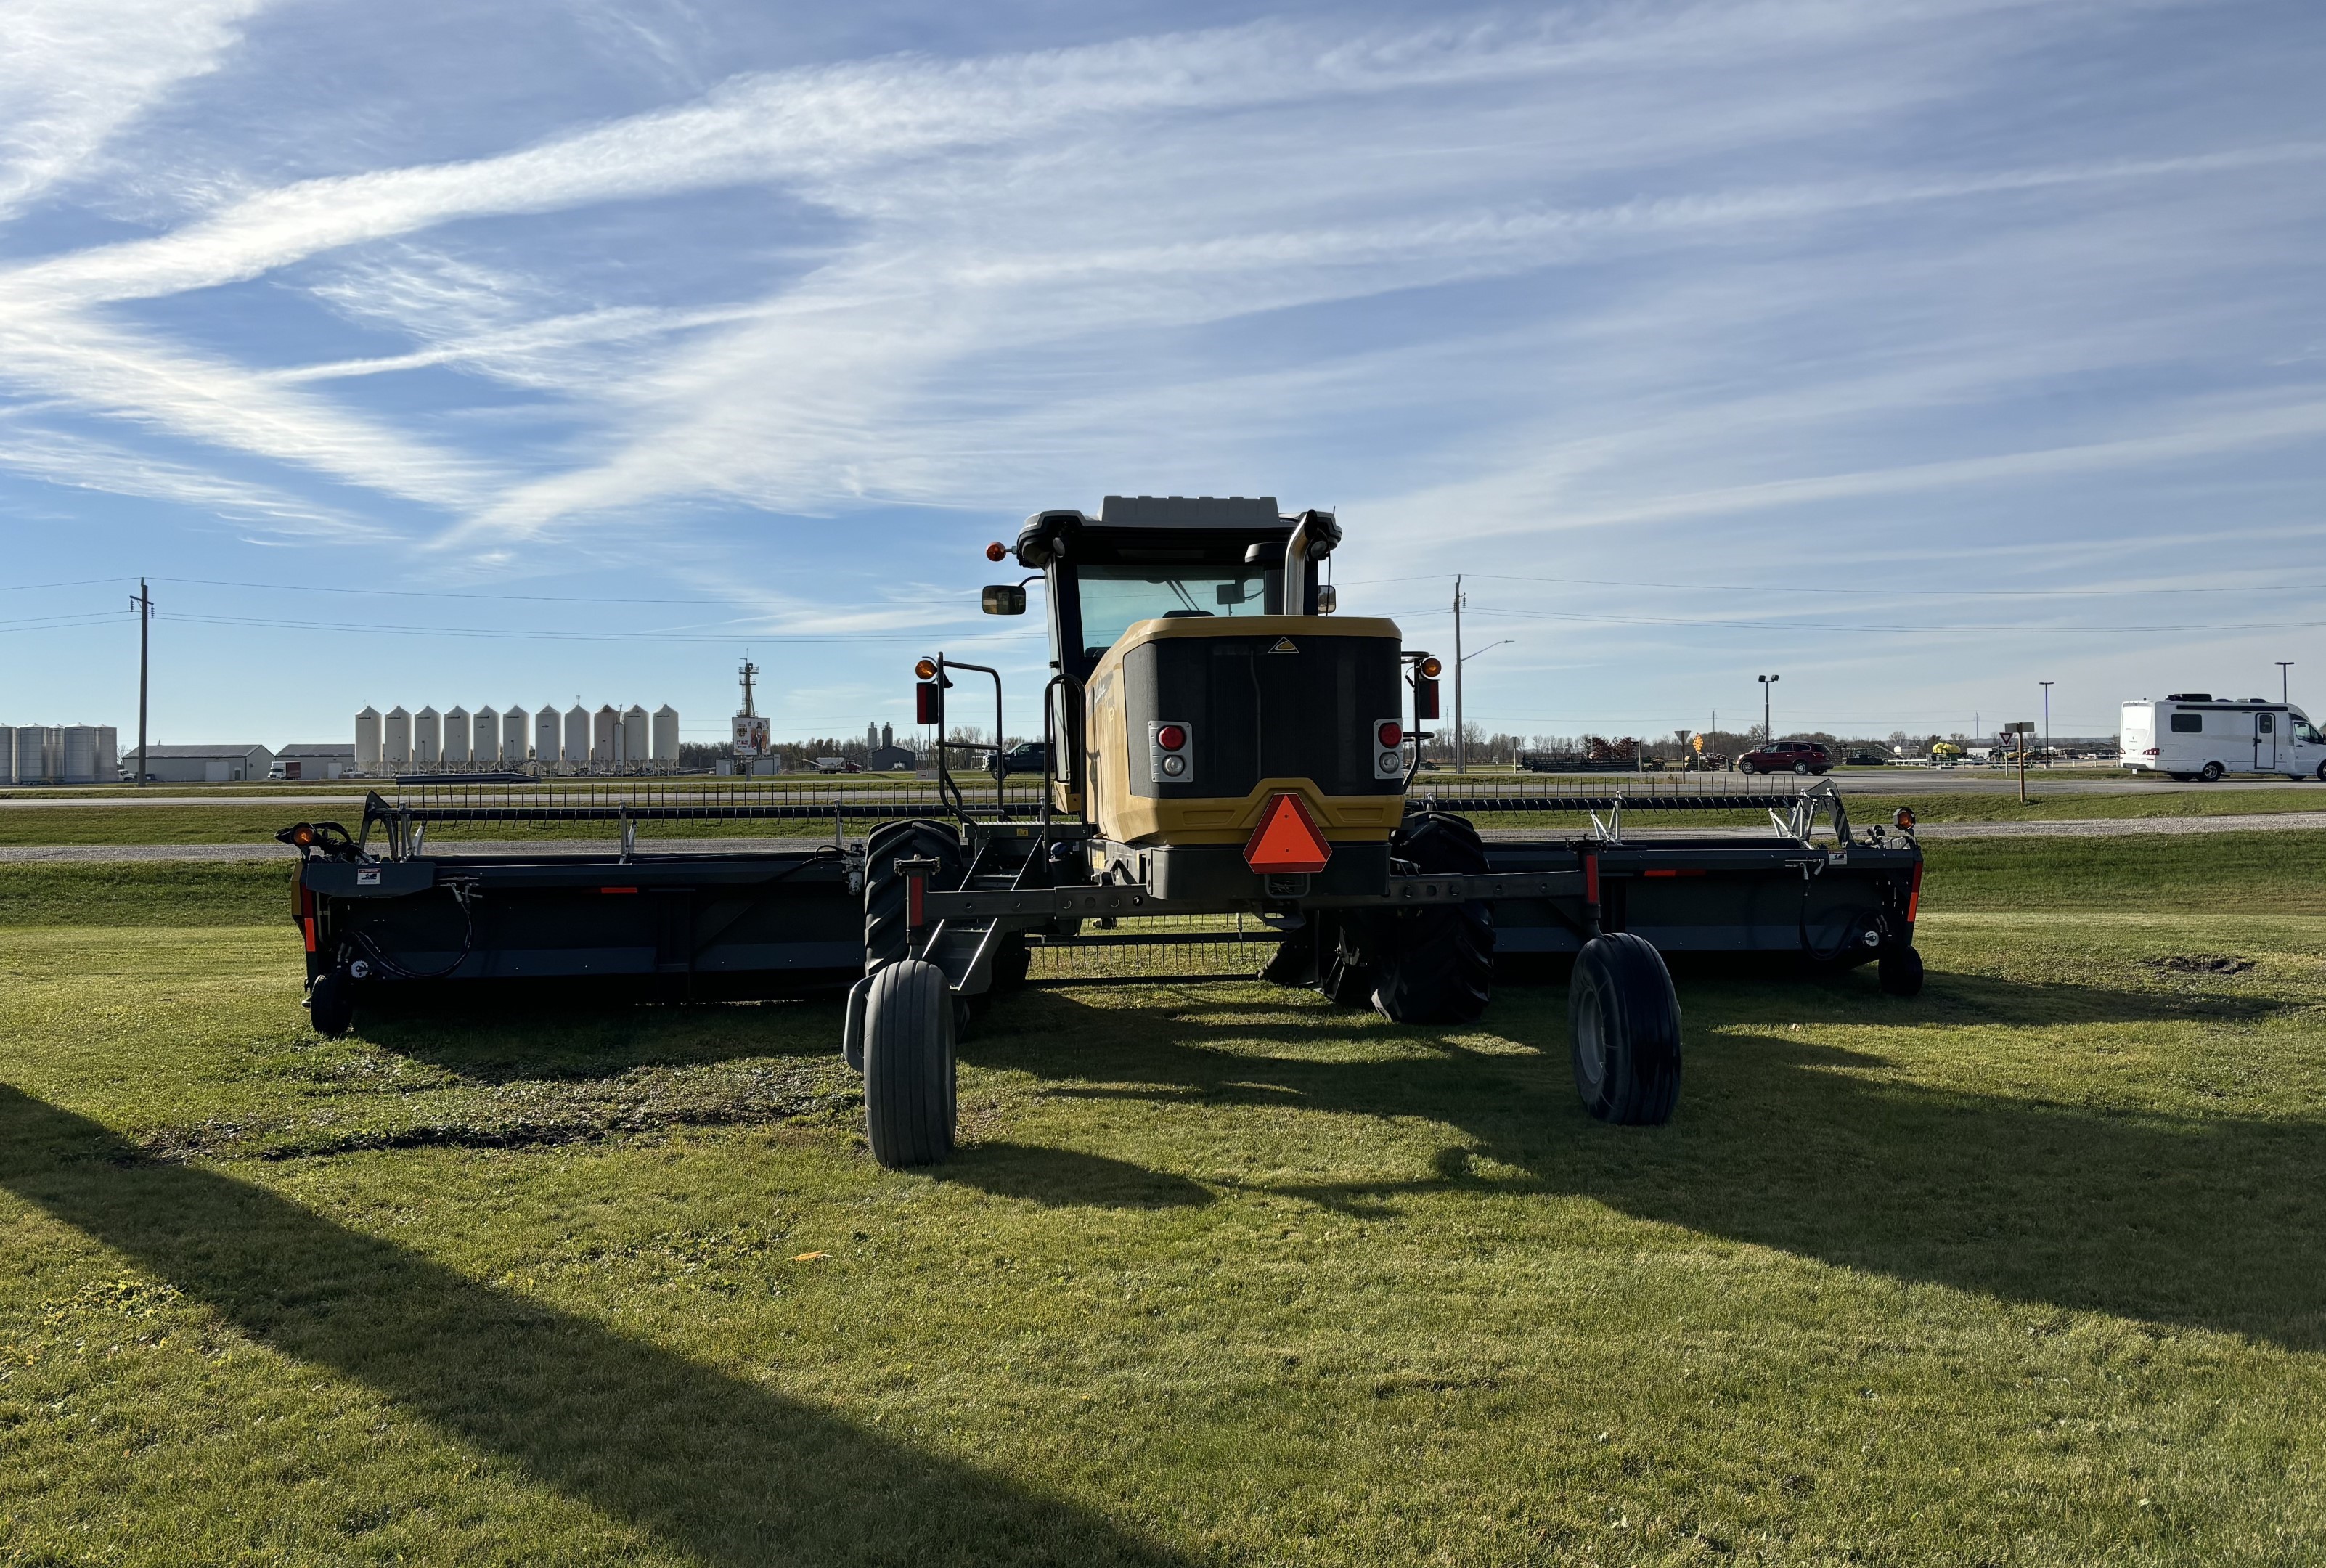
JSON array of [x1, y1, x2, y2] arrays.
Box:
[[2199, 761, 2224, 783], [1371, 814, 1493, 1025], [862, 959, 955, 1168], [863, 820, 963, 974], [1737, 761, 1757, 775], [1569, 934, 1681, 1124]]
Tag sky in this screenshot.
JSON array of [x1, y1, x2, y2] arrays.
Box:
[[1, 0, 2322, 751]]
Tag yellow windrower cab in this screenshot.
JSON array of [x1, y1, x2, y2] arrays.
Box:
[[1005, 496, 1424, 902]]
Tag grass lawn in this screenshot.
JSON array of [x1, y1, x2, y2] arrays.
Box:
[[1, 838, 2322, 1564]]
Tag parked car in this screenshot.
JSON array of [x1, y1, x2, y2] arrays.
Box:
[[993, 741, 1050, 775], [1843, 750, 1888, 767], [1736, 740, 1832, 775]]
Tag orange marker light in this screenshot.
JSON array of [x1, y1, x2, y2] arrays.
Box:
[[915, 657, 938, 680], [1418, 656, 1442, 679], [985, 541, 1008, 562]]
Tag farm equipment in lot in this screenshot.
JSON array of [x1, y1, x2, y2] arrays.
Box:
[[281, 497, 1925, 1168]]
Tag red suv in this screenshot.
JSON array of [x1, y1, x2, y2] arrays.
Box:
[[1737, 740, 1832, 775]]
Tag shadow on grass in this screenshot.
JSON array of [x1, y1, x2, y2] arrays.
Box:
[[934, 1142, 1215, 1209], [976, 983, 2326, 1352], [355, 994, 849, 1085], [0, 1085, 1180, 1567]]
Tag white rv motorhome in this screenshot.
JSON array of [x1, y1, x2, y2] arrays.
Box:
[[2121, 693, 2326, 781]]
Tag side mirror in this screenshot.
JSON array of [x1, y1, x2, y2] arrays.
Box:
[[982, 584, 1027, 615], [1315, 584, 1337, 614], [1215, 581, 1246, 606]]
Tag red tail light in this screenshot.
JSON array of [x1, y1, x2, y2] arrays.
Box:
[[1376, 721, 1402, 748], [1156, 724, 1188, 751], [2141, 748, 2160, 756]]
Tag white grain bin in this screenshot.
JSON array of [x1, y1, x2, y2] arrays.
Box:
[[355, 706, 383, 773], [653, 705, 680, 765], [62, 726, 99, 783], [621, 704, 648, 767], [443, 706, 472, 768], [535, 706, 560, 766], [415, 706, 442, 768], [504, 706, 530, 764], [564, 704, 590, 765], [592, 704, 618, 765], [385, 706, 412, 769], [471, 705, 499, 764], [97, 727, 117, 780]]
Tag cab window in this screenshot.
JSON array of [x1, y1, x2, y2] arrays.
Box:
[[2298, 721, 2324, 745], [1074, 565, 1273, 657]]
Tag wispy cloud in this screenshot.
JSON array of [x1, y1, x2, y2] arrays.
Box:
[[0, 0, 267, 220]]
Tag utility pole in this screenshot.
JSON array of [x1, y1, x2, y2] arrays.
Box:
[[1452, 576, 1466, 773], [2278, 661, 2294, 703], [2039, 680, 2052, 769], [1758, 674, 1779, 745], [128, 579, 153, 786]]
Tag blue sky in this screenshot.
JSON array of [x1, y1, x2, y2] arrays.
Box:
[[2, 0, 2322, 749]]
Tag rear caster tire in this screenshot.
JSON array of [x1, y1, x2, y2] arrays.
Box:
[[307, 969, 356, 1037], [862, 959, 955, 1169], [2199, 761, 2224, 783], [1569, 933, 1680, 1125], [1878, 945, 1925, 997], [863, 820, 963, 975], [1371, 814, 1493, 1025]]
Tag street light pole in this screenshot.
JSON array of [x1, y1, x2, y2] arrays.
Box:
[[1758, 674, 1779, 746], [2039, 680, 2052, 769], [2278, 661, 2294, 703], [1453, 576, 1465, 773], [1456, 637, 1514, 769]]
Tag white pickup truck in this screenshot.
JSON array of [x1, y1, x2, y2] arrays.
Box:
[[2122, 694, 2326, 781]]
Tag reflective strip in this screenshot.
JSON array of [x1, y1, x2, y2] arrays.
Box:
[[1906, 862, 1923, 923], [301, 915, 317, 954]]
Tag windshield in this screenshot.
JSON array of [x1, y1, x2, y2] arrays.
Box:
[[1075, 565, 1273, 657]]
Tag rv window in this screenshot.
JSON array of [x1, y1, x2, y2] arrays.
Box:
[[2258, 713, 2274, 732], [2169, 713, 2203, 733]]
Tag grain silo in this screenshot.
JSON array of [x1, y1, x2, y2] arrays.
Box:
[[471, 705, 500, 764], [621, 705, 648, 767], [0, 726, 15, 785], [536, 706, 561, 767], [443, 706, 472, 767], [355, 707, 383, 773], [563, 704, 590, 767], [415, 706, 442, 768], [652, 705, 679, 766], [385, 707, 412, 769], [62, 727, 99, 783], [504, 706, 531, 764], [592, 705, 618, 766]]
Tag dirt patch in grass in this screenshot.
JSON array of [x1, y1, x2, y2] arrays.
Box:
[[2147, 953, 2256, 975]]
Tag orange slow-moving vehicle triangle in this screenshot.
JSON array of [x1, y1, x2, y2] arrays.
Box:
[[1244, 791, 1332, 874]]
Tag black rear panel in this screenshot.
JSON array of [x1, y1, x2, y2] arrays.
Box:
[[1123, 632, 1402, 799]]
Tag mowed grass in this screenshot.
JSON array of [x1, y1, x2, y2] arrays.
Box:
[[1, 842, 2322, 1564]]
